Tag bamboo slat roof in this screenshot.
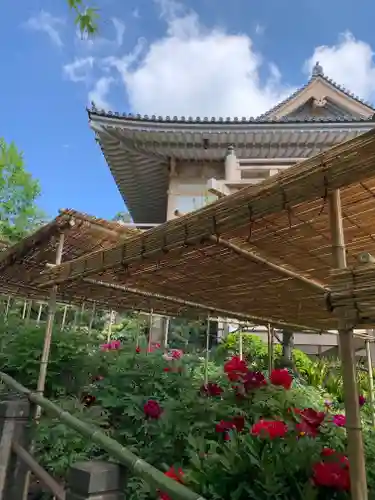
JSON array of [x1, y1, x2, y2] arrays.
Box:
[[33, 128, 375, 330]]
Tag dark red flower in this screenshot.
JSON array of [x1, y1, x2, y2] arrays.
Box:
[[143, 399, 163, 419], [296, 421, 318, 437], [300, 408, 325, 428], [224, 356, 248, 382], [270, 369, 293, 389], [243, 371, 267, 391], [82, 394, 96, 407], [171, 349, 183, 359], [136, 346, 141, 353], [216, 420, 236, 433], [321, 448, 349, 467], [251, 419, 288, 439], [359, 395, 366, 407], [201, 383, 223, 397], [321, 447, 336, 457], [232, 416, 245, 432], [163, 367, 171, 372], [312, 461, 350, 491], [92, 375, 104, 382], [159, 467, 184, 500]]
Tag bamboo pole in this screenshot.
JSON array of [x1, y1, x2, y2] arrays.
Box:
[[204, 316, 210, 385], [72, 307, 78, 329], [328, 189, 367, 500], [35, 232, 65, 412], [25, 300, 32, 324], [21, 300, 27, 320], [79, 301, 85, 327], [36, 303, 43, 325], [60, 305, 68, 330], [366, 338, 375, 427], [107, 310, 114, 343], [4, 296, 10, 319], [147, 309, 153, 353], [239, 329, 243, 361], [88, 302, 96, 333], [163, 317, 170, 349], [267, 323, 273, 374]]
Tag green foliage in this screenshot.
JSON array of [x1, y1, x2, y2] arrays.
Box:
[[0, 318, 101, 398], [67, 0, 99, 37], [0, 139, 46, 242]]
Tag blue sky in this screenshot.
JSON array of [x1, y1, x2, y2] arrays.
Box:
[[1, 0, 375, 221]]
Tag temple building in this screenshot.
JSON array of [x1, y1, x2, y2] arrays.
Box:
[[88, 62, 375, 356]]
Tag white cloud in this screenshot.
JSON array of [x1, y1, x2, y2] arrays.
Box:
[[63, 57, 94, 82], [102, 1, 292, 117], [255, 23, 265, 36], [24, 10, 65, 47], [88, 76, 115, 110], [112, 18, 126, 46], [304, 32, 375, 101]]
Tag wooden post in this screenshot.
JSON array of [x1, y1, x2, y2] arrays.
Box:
[[147, 309, 153, 353], [366, 339, 375, 427], [239, 329, 243, 361], [21, 301, 27, 320], [35, 232, 65, 414], [163, 317, 170, 349], [88, 302, 96, 333], [61, 305, 68, 331], [328, 189, 367, 500], [79, 301, 85, 327], [0, 396, 31, 500], [267, 323, 273, 374], [204, 316, 210, 385], [66, 461, 126, 500], [107, 310, 114, 343], [25, 301, 32, 325], [4, 296, 10, 319], [36, 303, 43, 325]]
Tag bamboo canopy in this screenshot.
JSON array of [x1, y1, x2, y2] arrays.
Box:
[[34, 128, 375, 329]]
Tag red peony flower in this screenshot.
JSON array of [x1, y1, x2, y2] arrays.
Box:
[[232, 416, 245, 432], [224, 356, 248, 381], [312, 461, 350, 491], [321, 447, 336, 457], [270, 369, 293, 389], [171, 349, 183, 360], [333, 414, 346, 427], [136, 346, 141, 353], [143, 399, 163, 419], [321, 448, 349, 467], [201, 383, 223, 397], [159, 466, 184, 500], [359, 395, 366, 407], [300, 408, 325, 428], [163, 367, 171, 372], [243, 371, 267, 391], [251, 419, 288, 439], [296, 421, 318, 437]]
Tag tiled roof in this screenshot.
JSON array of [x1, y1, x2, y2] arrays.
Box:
[[259, 64, 374, 119], [88, 106, 374, 124], [88, 63, 375, 125]]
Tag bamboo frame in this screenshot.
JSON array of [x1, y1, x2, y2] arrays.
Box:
[[267, 323, 273, 374], [204, 316, 210, 385], [328, 189, 367, 500], [365, 338, 375, 427], [35, 232, 65, 413]]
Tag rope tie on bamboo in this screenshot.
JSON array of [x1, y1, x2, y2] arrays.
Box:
[[120, 245, 131, 276], [325, 291, 335, 313], [350, 269, 362, 326], [318, 171, 329, 216], [280, 187, 292, 228], [247, 203, 254, 242]]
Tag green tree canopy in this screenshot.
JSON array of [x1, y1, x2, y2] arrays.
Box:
[[0, 139, 46, 243], [113, 211, 132, 223], [68, 0, 99, 36]]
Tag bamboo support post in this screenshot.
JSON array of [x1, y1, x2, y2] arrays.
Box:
[[79, 301, 85, 327], [25, 300, 32, 324], [366, 338, 375, 427], [36, 303, 43, 325], [107, 310, 114, 343], [239, 329, 243, 361], [88, 302, 96, 333], [21, 300, 27, 320], [35, 232, 65, 415], [204, 316, 210, 385], [328, 189, 367, 500], [61, 305, 68, 330], [267, 323, 273, 374], [163, 317, 170, 349], [4, 296, 10, 319], [147, 309, 153, 353]]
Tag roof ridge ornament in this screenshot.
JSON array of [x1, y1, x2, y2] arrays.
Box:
[[312, 61, 324, 78]]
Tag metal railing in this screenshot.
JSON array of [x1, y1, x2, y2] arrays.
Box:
[[0, 371, 205, 500]]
